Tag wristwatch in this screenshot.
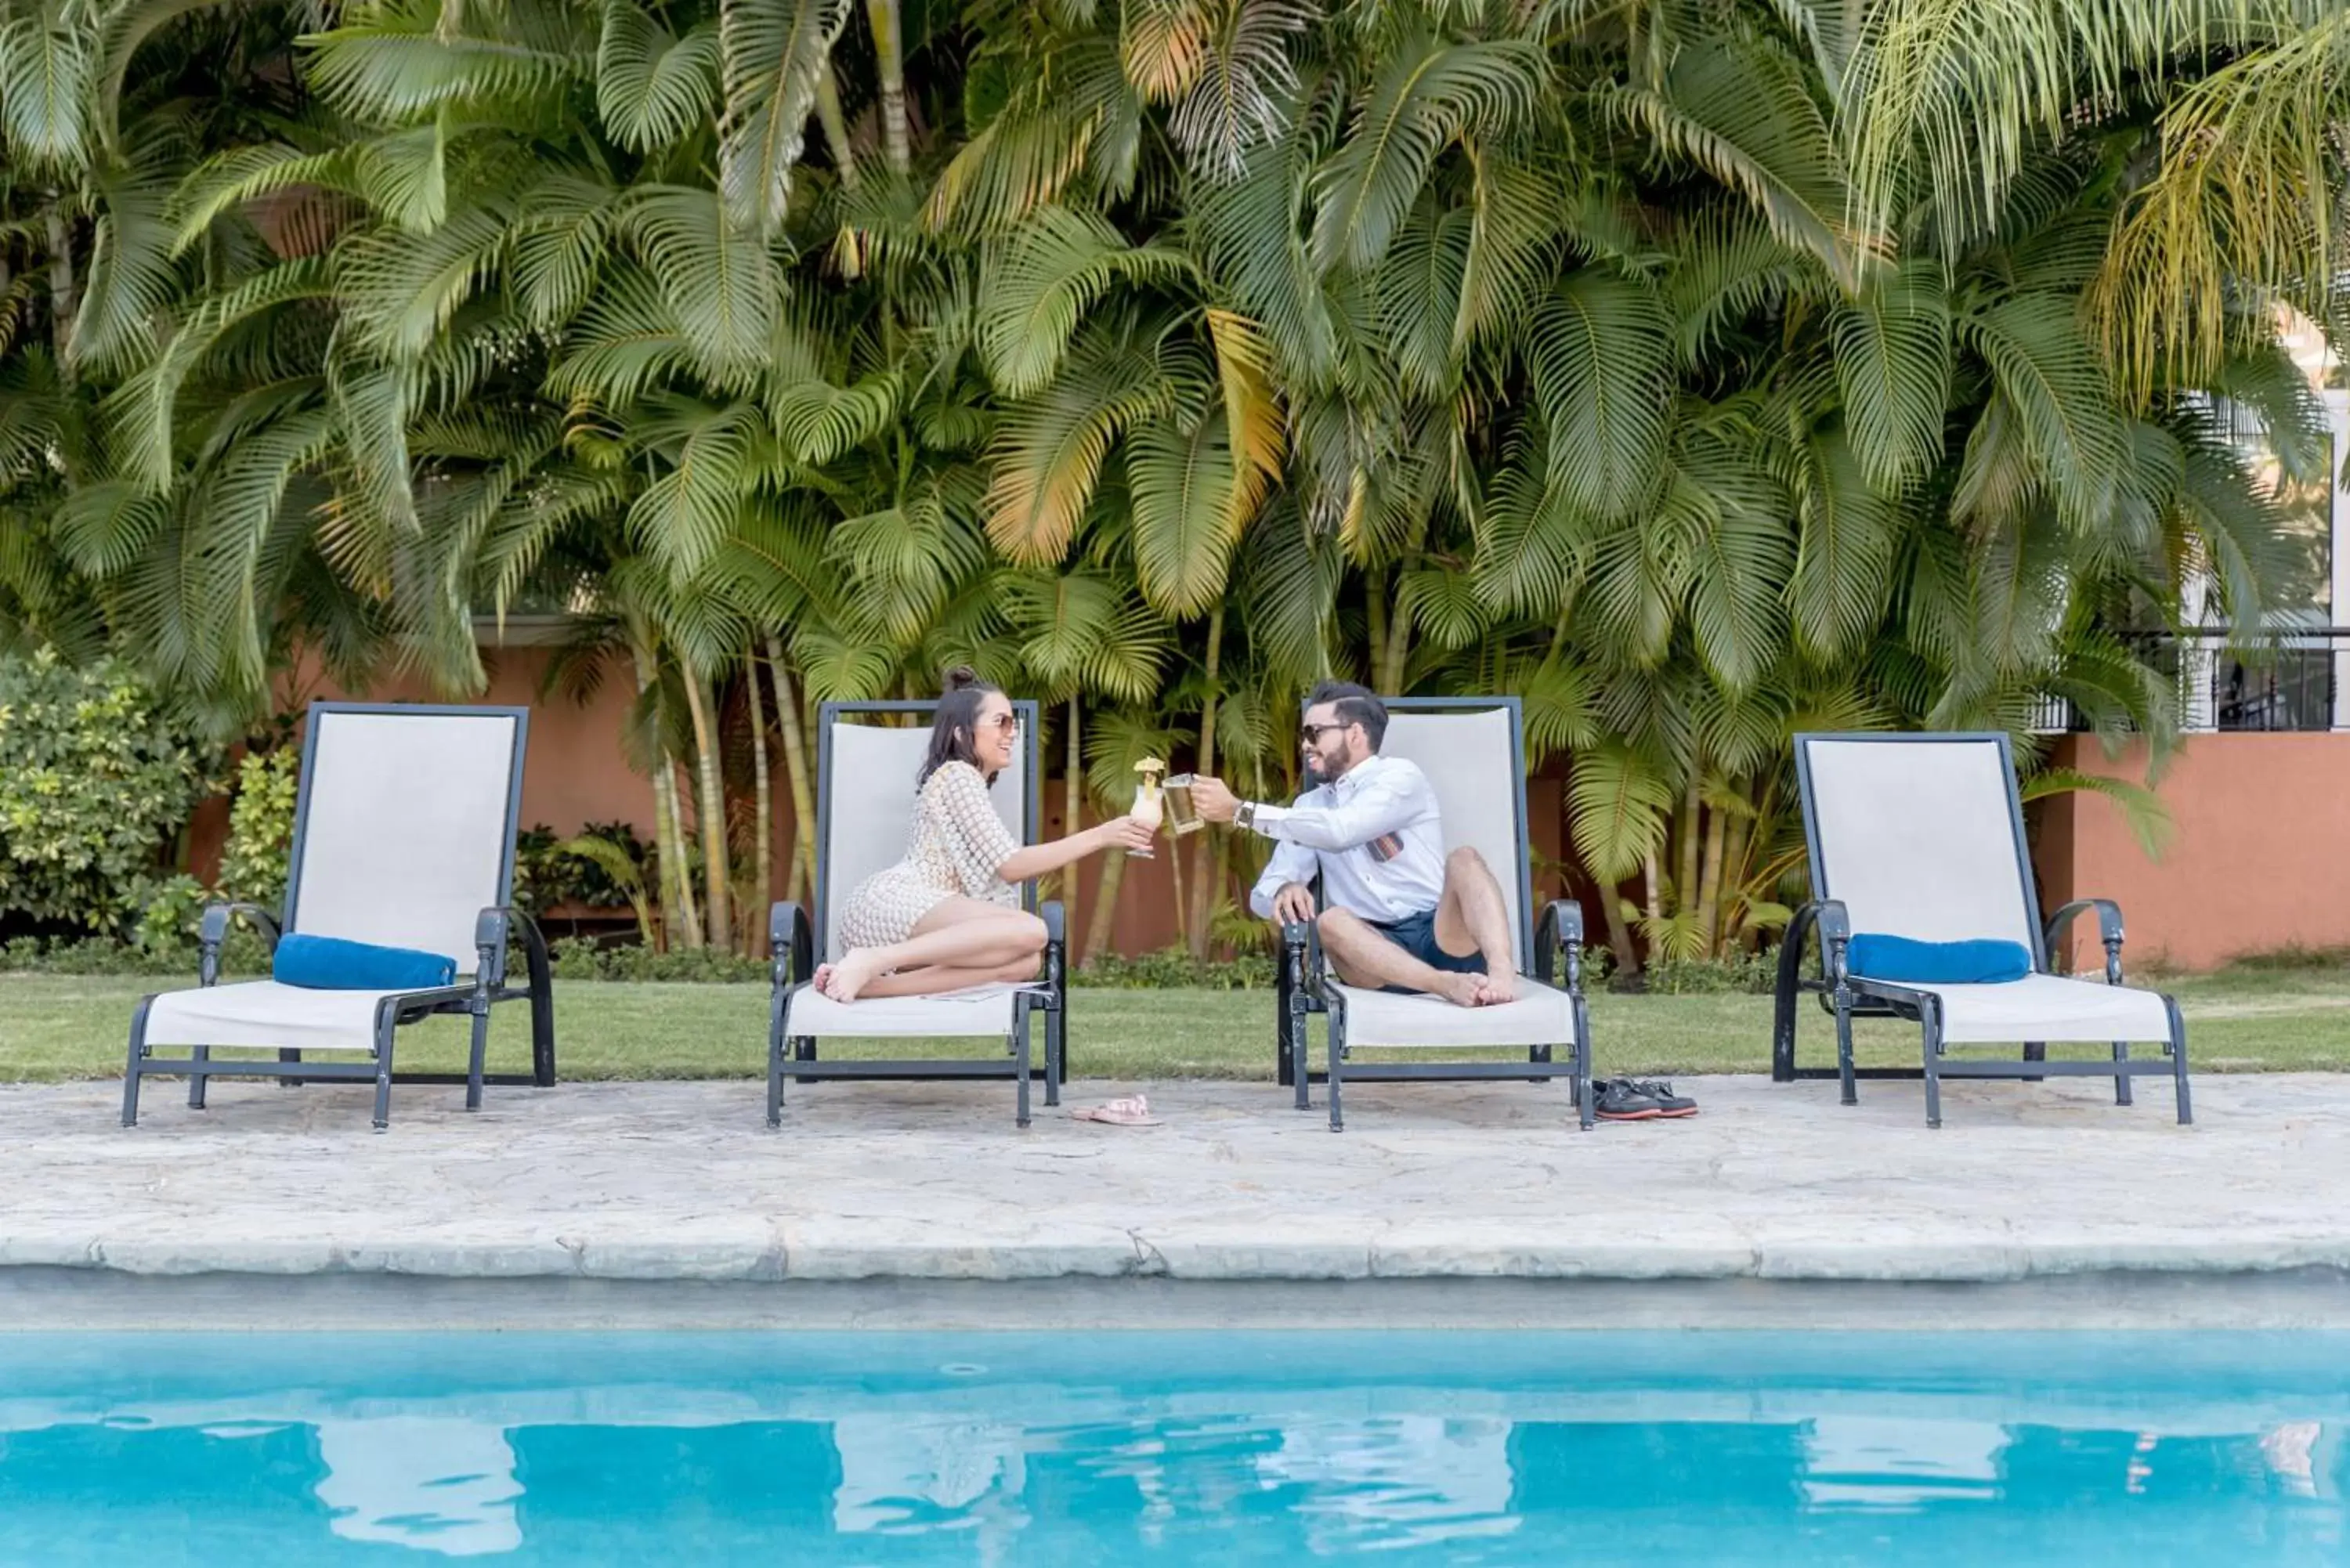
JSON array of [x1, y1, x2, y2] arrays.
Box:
[[1235, 800, 1258, 832]]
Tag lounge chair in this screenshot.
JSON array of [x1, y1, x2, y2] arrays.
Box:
[[1771, 731, 2189, 1127], [1276, 697, 1595, 1132], [124, 703, 554, 1130], [765, 699, 1065, 1129]]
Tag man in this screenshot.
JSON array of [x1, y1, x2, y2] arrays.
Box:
[[1189, 682, 1518, 1007]]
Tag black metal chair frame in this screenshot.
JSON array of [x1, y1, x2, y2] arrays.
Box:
[[1270, 696, 1595, 1132], [122, 702, 555, 1132], [1769, 730, 2189, 1128], [765, 699, 1066, 1129]]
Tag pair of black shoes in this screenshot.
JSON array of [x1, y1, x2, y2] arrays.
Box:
[[1594, 1077, 1697, 1121]]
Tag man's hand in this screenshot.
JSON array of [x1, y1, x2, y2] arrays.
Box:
[[1269, 882, 1316, 927], [1189, 775, 1241, 823]]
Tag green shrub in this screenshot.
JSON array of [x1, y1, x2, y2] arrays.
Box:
[[1638, 950, 1780, 995], [1075, 946, 1276, 990], [0, 649, 213, 934], [217, 745, 300, 910], [546, 937, 767, 983]]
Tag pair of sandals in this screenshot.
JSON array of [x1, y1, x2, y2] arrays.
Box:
[[1594, 1077, 1697, 1121]]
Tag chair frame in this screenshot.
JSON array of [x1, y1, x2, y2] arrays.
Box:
[[1770, 730, 2189, 1127], [1272, 695, 1595, 1132], [122, 702, 555, 1132], [765, 699, 1067, 1129]]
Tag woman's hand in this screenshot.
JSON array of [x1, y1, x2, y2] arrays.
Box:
[[1094, 815, 1158, 853]]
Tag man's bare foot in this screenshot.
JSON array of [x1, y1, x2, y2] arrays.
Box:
[[1474, 970, 1517, 1005], [822, 950, 884, 1003], [1434, 973, 1484, 1008]]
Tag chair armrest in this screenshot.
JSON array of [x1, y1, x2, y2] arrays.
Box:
[[1534, 899, 1585, 995], [470, 905, 549, 995], [2045, 898, 2126, 983], [1813, 899, 1853, 985], [1039, 899, 1066, 1000], [197, 902, 280, 986], [768, 901, 812, 992]]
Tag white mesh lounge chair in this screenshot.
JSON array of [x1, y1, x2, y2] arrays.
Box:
[[122, 703, 553, 1131], [1278, 698, 1594, 1133], [765, 699, 1065, 1129], [1771, 732, 2189, 1127]]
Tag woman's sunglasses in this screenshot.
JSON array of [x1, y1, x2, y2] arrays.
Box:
[[978, 712, 1021, 734]]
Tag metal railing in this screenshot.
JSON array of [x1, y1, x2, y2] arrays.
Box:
[[2035, 627, 2350, 735]]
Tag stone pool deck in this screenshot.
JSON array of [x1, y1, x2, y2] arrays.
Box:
[[4, 1072, 2348, 1328]]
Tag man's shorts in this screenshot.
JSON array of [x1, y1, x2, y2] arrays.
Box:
[[1367, 907, 1486, 994]]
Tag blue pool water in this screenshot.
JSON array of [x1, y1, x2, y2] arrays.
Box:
[[1, 1331, 2345, 1564]]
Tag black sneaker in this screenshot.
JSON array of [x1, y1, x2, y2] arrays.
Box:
[[1594, 1078, 1664, 1121], [1625, 1078, 1697, 1118]]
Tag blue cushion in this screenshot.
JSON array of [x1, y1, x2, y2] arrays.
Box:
[[1846, 933, 2032, 985], [273, 934, 456, 992]]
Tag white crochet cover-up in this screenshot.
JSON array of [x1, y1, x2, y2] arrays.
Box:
[[836, 760, 1021, 950]]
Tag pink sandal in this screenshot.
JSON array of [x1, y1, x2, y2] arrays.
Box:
[[1072, 1094, 1161, 1127]]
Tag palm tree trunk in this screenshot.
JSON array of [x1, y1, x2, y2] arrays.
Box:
[[1642, 851, 1661, 926], [765, 636, 817, 903], [45, 205, 75, 370], [1185, 607, 1223, 958], [1364, 573, 1390, 690], [1675, 777, 1702, 920], [1717, 804, 1753, 955], [633, 643, 698, 952], [867, 0, 911, 175], [1694, 792, 1728, 957], [816, 56, 860, 189], [681, 669, 734, 953], [747, 647, 773, 955], [1599, 880, 1639, 978], [1081, 847, 1126, 968], [1063, 694, 1083, 932]]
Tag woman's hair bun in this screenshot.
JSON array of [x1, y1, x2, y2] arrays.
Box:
[[942, 664, 982, 693]]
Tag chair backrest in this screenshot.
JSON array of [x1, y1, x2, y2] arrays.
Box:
[[1303, 697, 1533, 970], [814, 700, 1038, 961], [282, 703, 530, 969], [1793, 732, 2044, 965]]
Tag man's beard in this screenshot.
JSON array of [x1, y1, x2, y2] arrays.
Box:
[[1303, 751, 1333, 784]]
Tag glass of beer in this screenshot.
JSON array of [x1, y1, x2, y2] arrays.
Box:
[[1162, 774, 1206, 838]]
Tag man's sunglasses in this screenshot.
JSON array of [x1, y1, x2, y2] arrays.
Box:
[[1299, 721, 1352, 747]]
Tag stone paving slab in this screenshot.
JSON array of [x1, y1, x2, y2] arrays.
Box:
[[0, 1071, 2341, 1284]]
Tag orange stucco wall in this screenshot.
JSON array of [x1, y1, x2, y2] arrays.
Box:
[[2034, 732, 2350, 971]]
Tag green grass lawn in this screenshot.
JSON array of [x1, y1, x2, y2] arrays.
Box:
[[3, 964, 2345, 1083]]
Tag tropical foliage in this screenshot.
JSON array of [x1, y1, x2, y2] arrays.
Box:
[[2, 0, 2344, 970]]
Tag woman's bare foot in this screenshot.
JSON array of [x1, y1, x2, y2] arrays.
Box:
[[822, 950, 885, 1003], [1474, 970, 1517, 1006], [811, 963, 835, 995]]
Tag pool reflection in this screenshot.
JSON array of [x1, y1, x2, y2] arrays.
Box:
[[0, 1334, 2345, 1565]]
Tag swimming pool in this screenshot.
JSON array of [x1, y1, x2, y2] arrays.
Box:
[[1, 1332, 2342, 1564]]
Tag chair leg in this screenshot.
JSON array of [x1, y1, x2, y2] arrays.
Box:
[[766, 990, 792, 1128], [1014, 1006, 1033, 1130], [1043, 1003, 1063, 1108], [371, 1009, 396, 1133], [277, 1046, 301, 1089], [1921, 1005, 1943, 1130], [1292, 1006, 1311, 1111], [187, 1045, 210, 1109], [2167, 996, 2193, 1126], [2112, 1039, 2132, 1106], [1833, 992, 1857, 1107], [122, 1001, 153, 1128], [465, 1005, 491, 1111], [1326, 1006, 1345, 1133], [1573, 995, 1596, 1131]]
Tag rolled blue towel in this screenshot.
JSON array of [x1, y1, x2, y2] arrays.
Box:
[[273, 933, 457, 991], [1846, 933, 2032, 985]]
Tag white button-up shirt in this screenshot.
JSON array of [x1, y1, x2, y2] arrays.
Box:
[[1246, 753, 1448, 924]]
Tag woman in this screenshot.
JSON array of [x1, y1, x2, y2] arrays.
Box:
[[815, 669, 1153, 1003]]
